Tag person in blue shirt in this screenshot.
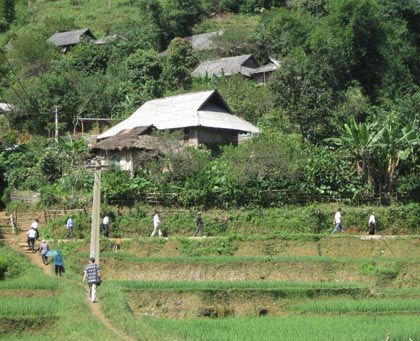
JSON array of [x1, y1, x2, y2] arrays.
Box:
[[54, 251, 65, 276]]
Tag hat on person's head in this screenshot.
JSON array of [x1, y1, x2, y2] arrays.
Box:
[[197, 211, 201, 215], [42, 239, 46, 242], [89, 257, 95, 262]]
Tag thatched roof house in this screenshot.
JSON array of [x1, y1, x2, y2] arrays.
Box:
[[92, 90, 259, 174], [47, 28, 96, 52]]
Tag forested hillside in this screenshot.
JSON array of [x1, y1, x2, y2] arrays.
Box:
[[0, 0, 419, 209]]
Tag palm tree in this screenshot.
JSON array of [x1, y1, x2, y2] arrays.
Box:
[[380, 115, 419, 197], [328, 115, 384, 186]]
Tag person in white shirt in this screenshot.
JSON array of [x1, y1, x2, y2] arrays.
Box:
[[66, 217, 75, 239], [31, 219, 39, 239], [368, 212, 376, 235], [331, 208, 345, 234], [102, 215, 110, 237], [26, 228, 37, 252], [151, 210, 163, 237]]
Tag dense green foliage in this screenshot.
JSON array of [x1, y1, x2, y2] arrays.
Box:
[[0, 0, 419, 209]]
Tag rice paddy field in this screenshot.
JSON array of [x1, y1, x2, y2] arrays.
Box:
[[1, 234, 420, 340]]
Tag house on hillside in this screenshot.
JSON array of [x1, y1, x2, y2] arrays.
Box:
[[191, 54, 280, 85], [47, 28, 96, 53], [251, 58, 281, 85], [192, 54, 257, 79], [0, 102, 14, 114], [94, 34, 125, 45], [92, 90, 259, 174], [160, 30, 224, 56], [185, 30, 224, 50]]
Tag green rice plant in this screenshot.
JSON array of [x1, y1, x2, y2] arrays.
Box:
[[2, 336, 56, 341], [377, 287, 420, 297], [0, 317, 56, 340], [99, 281, 164, 341], [0, 277, 60, 290], [117, 280, 366, 291], [0, 297, 59, 317], [145, 315, 420, 340], [178, 237, 239, 256], [289, 298, 420, 314], [97, 252, 420, 265]]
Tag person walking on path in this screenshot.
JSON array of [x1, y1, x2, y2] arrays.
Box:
[[54, 251, 65, 276], [193, 212, 204, 237], [65, 216, 75, 239], [102, 215, 110, 237], [39, 239, 49, 265], [151, 210, 163, 237], [331, 208, 345, 234], [26, 228, 37, 252], [31, 218, 40, 239], [83, 257, 101, 303], [368, 212, 376, 235]]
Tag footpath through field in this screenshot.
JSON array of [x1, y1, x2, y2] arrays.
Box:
[[1, 226, 136, 341]]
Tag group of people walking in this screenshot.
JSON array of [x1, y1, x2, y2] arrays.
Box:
[[331, 208, 376, 235], [28, 209, 377, 245], [23, 208, 379, 306], [150, 210, 205, 238]]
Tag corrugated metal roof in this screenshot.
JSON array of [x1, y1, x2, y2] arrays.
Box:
[[47, 28, 96, 47], [191, 55, 256, 78], [0, 103, 14, 113], [97, 90, 259, 140]]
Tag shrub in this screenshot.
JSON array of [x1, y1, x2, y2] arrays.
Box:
[[0, 254, 8, 280]]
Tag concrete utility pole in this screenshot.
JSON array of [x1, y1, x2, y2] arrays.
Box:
[[90, 158, 101, 264]]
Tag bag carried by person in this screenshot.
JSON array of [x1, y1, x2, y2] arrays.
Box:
[[96, 265, 101, 285]]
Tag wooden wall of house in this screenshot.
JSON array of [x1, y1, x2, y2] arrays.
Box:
[[193, 127, 238, 146], [252, 72, 272, 85]]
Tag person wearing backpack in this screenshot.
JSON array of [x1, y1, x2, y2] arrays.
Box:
[[82, 257, 101, 303]]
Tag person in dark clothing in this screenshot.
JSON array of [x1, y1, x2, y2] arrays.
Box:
[[368, 212, 376, 235], [193, 212, 204, 237]]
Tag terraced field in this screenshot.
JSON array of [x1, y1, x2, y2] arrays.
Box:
[[91, 236, 420, 339], [2, 234, 420, 340]]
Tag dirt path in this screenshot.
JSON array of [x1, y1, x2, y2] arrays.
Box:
[[1, 231, 135, 341]]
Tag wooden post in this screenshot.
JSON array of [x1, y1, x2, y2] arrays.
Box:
[[10, 214, 15, 234]]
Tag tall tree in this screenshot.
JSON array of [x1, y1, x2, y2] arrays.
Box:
[[161, 38, 197, 91], [160, 0, 204, 45], [0, 0, 15, 32], [268, 52, 335, 142], [327, 116, 384, 186]]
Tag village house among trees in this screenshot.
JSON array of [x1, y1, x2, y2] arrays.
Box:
[[191, 54, 280, 84], [92, 90, 259, 174]]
